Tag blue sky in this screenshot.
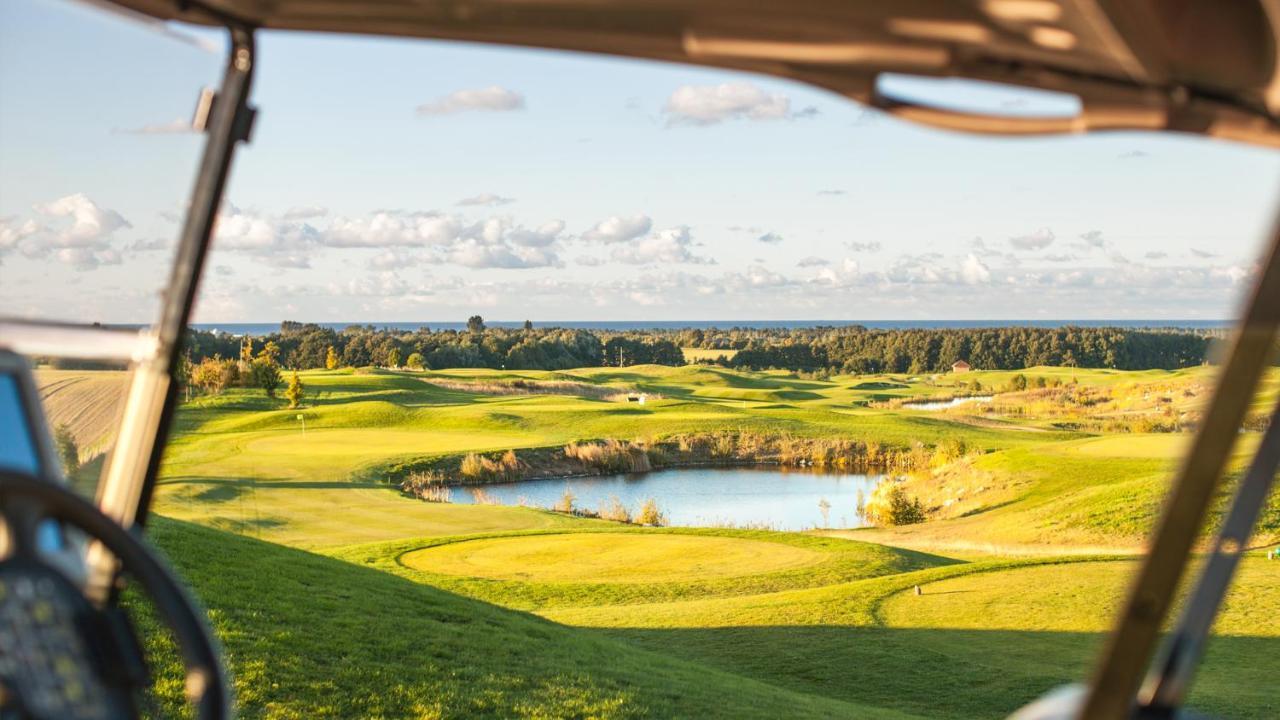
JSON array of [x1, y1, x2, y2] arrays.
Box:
[[2, 0, 1279, 324]]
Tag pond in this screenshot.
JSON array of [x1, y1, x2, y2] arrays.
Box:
[[901, 395, 993, 411], [451, 466, 884, 530]]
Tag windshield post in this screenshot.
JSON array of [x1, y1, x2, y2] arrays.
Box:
[[86, 22, 257, 595], [1138, 394, 1280, 710], [1081, 210, 1280, 719]]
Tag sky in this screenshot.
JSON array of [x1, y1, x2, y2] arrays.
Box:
[[3, 0, 1280, 324]]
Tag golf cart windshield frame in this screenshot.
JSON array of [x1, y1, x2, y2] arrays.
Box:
[[2, 4, 1278, 718]]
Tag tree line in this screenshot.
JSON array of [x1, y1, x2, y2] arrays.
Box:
[[179, 319, 1216, 374]]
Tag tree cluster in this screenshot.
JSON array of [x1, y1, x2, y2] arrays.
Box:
[[181, 321, 1214, 374]]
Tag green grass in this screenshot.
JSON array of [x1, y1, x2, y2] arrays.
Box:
[[35, 364, 1280, 718], [139, 518, 913, 719]]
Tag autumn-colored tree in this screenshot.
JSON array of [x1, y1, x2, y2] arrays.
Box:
[[325, 345, 339, 370], [239, 336, 254, 369], [405, 352, 424, 370], [285, 371, 304, 408], [192, 356, 235, 395], [387, 348, 401, 368]]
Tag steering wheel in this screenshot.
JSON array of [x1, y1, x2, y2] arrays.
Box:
[[0, 471, 228, 720]]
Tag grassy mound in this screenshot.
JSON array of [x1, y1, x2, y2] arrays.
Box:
[[140, 517, 911, 719], [403, 532, 824, 584], [346, 528, 954, 610]]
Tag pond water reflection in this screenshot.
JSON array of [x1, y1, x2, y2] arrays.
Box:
[[452, 466, 885, 530]]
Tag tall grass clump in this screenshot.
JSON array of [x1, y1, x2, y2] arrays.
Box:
[[459, 450, 523, 483], [599, 496, 632, 523], [554, 487, 576, 514], [400, 470, 451, 502], [564, 439, 649, 473]]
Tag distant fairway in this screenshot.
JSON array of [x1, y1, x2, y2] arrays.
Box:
[[681, 347, 739, 362]]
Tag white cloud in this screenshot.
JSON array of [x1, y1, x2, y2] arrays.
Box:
[[758, 231, 783, 244], [366, 249, 426, 271], [961, 253, 992, 284], [324, 212, 461, 248], [417, 86, 525, 115], [0, 217, 40, 258], [1145, 251, 1168, 260], [575, 255, 605, 267], [282, 205, 328, 220], [115, 118, 193, 135], [1191, 248, 1217, 259], [610, 226, 713, 265], [448, 240, 560, 269], [1078, 229, 1106, 248], [506, 219, 566, 248], [56, 246, 123, 271], [846, 241, 882, 253], [34, 193, 130, 247], [812, 258, 863, 287], [663, 83, 792, 126], [457, 193, 515, 207], [209, 205, 325, 268], [582, 214, 652, 243], [796, 256, 828, 267], [1008, 228, 1055, 251]]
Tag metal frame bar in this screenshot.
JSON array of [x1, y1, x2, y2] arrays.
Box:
[[1139, 395, 1280, 711], [86, 22, 256, 594], [1081, 215, 1280, 719], [0, 319, 157, 363]]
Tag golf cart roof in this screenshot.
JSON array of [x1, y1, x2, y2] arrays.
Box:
[[105, 0, 1280, 147]]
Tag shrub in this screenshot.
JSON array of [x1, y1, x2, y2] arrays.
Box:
[[637, 497, 666, 526], [863, 480, 926, 526], [405, 352, 425, 370], [192, 356, 237, 395], [251, 357, 283, 397]]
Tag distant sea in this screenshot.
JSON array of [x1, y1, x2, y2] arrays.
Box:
[[187, 319, 1232, 336]]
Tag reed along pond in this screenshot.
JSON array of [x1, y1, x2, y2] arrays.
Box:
[[452, 467, 885, 530]]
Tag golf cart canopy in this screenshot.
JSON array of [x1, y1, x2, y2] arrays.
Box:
[[106, 0, 1280, 147]]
